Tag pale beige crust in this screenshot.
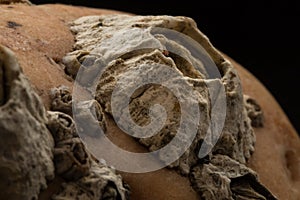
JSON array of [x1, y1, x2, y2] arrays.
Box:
[[0, 4, 299, 200]]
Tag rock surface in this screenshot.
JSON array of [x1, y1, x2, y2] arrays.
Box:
[[0, 3, 299, 200]]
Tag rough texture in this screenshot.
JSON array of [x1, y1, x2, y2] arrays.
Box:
[[47, 111, 92, 181], [1, 4, 299, 200], [0, 45, 129, 200], [244, 95, 264, 127], [63, 15, 277, 199], [0, 4, 122, 110], [47, 111, 129, 200], [50, 86, 107, 136], [0, 45, 55, 200], [191, 155, 276, 200], [52, 160, 130, 200], [50, 85, 73, 116]]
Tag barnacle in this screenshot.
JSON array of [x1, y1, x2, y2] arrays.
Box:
[[63, 15, 276, 199]]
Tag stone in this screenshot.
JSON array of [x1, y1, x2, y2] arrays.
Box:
[[74, 99, 107, 137], [1, 4, 299, 199]]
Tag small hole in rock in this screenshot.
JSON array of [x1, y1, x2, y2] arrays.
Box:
[[7, 21, 22, 29], [284, 150, 300, 181]]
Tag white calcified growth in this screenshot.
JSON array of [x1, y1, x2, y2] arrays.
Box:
[[63, 15, 276, 199], [65, 14, 255, 167]]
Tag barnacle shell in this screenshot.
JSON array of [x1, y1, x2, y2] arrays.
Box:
[[63, 14, 274, 199]]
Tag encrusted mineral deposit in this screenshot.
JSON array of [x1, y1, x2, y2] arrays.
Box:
[[50, 85, 73, 116], [0, 44, 129, 200], [244, 95, 264, 127], [0, 45, 54, 200], [62, 15, 276, 199], [48, 111, 129, 200]]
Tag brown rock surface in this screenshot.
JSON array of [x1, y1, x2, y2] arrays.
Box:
[[0, 3, 299, 200], [229, 57, 300, 200]]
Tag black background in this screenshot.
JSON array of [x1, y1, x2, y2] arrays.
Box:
[[32, 0, 300, 134]]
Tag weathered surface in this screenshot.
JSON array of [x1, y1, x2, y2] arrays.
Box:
[[62, 50, 91, 79], [0, 44, 129, 200], [0, 4, 122, 110], [50, 86, 107, 136], [63, 15, 277, 199], [52, 161, 130, 200], [244, 95, 264, 127], [0, 45, 55, 200], [47, 111, 92, 181], [47, 111, 129, 200], [191, 155, 277, 200], [1, 4, 299, 199], [50, 85, 73, 116]]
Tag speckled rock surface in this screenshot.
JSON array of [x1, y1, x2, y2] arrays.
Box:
[[63, 15, 277, 199]]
